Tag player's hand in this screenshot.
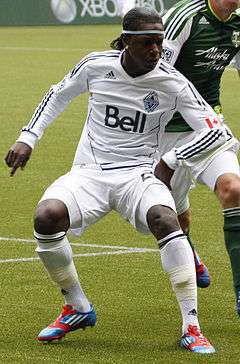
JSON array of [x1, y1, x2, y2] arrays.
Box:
[[4, 142, 32, 176], [154, 159, 174, 190]]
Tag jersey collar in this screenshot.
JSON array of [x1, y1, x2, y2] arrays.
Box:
[[118, 50, 160, 81]]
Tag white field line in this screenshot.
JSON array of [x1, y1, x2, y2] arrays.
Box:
[[0, 46, 237, 73], [0, 236, 158, 264], [0, 46, 238, 72], [0, 236, 157, 251], [0, 249, 158, 264]]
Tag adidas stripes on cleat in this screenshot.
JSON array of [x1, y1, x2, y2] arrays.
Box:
[[37, 304, 96, 342], [180, 325, 215, 354], [193, 250, 211, 288]]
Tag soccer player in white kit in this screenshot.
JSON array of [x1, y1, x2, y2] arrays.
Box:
[[5, 6, 238, 354]]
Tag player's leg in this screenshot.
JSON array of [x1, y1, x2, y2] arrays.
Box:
[[123, 170, 215, 354], [158, 131, 210, 288], [216, 173, 240, 314], [34, 197, 96, 342], [198, 150, 240, 315], [35, 168, 110, 341], [171, 167, 211, 288]]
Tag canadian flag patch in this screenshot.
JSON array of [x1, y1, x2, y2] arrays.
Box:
[[204, 116, 221, 129]]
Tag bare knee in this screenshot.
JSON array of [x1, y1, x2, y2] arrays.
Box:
[[147, 205, 180, 240], [215, 174, 240, 208], [34, 199, 70, 234], [178, 209, 192, 234]]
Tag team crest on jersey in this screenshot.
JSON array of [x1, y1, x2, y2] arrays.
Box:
[[232, 31, 240, 48], [143, 91, 159, 112]]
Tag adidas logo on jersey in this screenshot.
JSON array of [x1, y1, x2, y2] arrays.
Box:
[[105, 71, 116, 79], [199, 16, 209, 25]]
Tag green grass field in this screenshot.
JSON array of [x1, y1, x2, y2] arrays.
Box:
[[0, 25, 239, 363]]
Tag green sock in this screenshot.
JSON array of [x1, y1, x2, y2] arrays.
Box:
[[223, 208, 240, 298]]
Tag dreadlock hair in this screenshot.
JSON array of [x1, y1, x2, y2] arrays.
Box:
[[110, 7, 162, 50]]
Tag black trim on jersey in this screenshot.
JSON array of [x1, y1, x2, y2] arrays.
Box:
[[176, 128, 221, 159], [165, 0, 205, 40], [187, 83, 205, 108], [159, 63, 179, 75], [122, 144, 145, 148], [176, 128, 229, 160], [25, 88, 54, 131], [70, 52, 120, 78], [159, 65, 171, 74], [148, 124, 162, 133], [86, 108, 99, 165], [21, 129, 39, 138], [100, 162, 154, 171]]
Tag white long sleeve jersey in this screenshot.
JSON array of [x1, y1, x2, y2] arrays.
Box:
[[18, 50, 237, 171]]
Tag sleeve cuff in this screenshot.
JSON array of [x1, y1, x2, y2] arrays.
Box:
[[161, 150, 179, 170], [16, 131, 38, 149]]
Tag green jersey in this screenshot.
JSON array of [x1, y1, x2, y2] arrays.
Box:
[[162, 0, 240, 132]]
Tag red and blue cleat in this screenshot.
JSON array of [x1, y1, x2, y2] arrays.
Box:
[[37, 304, 96, 342], [193, 250, 211, 288], [180, 325, 215, 354]]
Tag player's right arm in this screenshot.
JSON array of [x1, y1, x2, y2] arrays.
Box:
[[4, 57, 90, 176]]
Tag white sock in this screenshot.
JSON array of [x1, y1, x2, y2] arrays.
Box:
[[61, 282, 91, 312], [35, 232, 91, 312], [159, 230, 200, 334], [178, 298, 199, 334]]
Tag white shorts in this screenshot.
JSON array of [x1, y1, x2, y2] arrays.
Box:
[[198, 150, 240, 190], [39, 165, 176, 236], [157, 132, 240, 213], [157, 132, 194, 214]]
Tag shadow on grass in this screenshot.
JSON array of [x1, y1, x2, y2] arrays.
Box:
[[35, 335, 179, 355]]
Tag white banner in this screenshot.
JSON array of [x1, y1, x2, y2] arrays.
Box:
[[51, 0, 166, 23]]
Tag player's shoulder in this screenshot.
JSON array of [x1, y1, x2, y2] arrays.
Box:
[[85, 50, 121, 59], [71, 50, 121, 77], [156, 60, 188, 91], [164, 0, 206, 40], [158, 59, 185, 77]]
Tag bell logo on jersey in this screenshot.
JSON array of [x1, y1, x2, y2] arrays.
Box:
[[104, 105, 146, 133]]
